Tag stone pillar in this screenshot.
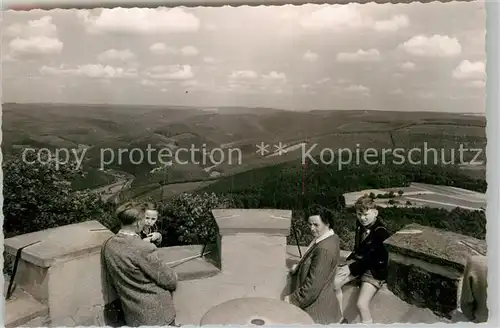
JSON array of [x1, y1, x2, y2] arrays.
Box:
[[4, 221, 116, 326], [384, 223, 487, 318], [212, 209, 292, 299]]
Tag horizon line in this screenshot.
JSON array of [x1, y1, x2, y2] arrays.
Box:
[[1, 101, 486, 115]]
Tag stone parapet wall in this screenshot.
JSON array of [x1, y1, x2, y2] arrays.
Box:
[[6, 213, 476, 326], [4, 221, 117, 327], [384, 223, 486, 318], [4, 209, 295, 326]]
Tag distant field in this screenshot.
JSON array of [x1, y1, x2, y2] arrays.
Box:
[[130, 180, 218, 201], [2, 103, 486, 199]]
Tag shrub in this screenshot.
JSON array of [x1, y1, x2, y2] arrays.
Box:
[[157, 192, 234, 246], [3, 151, 117, 238], [3, 151, 117, 274]]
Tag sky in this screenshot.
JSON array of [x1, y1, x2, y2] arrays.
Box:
[[1, 1, 486, 112]]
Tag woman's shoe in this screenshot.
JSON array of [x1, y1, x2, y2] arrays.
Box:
[[340, 317, 349, 324]]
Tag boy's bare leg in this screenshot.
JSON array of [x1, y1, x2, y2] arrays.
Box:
[[356, 282, 378, 323]]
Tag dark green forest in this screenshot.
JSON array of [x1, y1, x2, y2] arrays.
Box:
[[4, 153, 486, 254]]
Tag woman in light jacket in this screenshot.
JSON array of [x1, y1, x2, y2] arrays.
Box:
[[284, 207, 342, 324]]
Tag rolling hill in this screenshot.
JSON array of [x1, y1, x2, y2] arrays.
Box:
[[2, 102, 486, 201]]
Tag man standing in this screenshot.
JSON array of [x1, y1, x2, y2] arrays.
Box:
[[102, 202, 178, 326]]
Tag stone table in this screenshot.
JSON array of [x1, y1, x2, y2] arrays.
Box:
[[199, 297, 314, 325]]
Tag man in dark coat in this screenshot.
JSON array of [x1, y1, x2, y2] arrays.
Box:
[[102, 202, 178, 326]]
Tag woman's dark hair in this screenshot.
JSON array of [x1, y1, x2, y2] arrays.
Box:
[[307, 204, 335, 228]]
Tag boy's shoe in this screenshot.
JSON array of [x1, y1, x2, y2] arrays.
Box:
[[340, 317, 349, 324]]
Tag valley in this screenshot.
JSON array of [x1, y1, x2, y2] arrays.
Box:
[[2, 102, 486, 203]]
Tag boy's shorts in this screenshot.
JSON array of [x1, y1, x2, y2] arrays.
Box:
[[360, 271, 385, 289]]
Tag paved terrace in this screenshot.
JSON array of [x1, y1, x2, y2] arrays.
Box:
[[4, 209, 484, 327], [343, 182, 486, 211]]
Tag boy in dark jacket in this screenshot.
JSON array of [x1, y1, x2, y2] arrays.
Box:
[[334, 195, 391, 324]]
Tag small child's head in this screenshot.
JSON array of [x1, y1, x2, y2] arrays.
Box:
[[354, 195, 378, 226], [141, 202, 159, 231]]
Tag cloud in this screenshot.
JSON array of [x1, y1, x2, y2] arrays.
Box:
[[204, 23, 217, 31], [373, 15, 409, 32], [78, 7, 200, 34], [229, 70, 259, 80], [278, 10, 300, 21], [203, 57, 221, 64], [144, 65, 194, 80], [180, 46, 199, 56], [417, 91, 434, 99], [5, 16, 63, 58], [181, 79, 199, 87], [5, 16, 57, 38], [262, 71, 287, 83], [98, 49, 136, 62], [148, 44, 199, 56], [225, 70, 287, 94], [345, 84, 369, 92], [400, 35, 462, 57], [300, 5, 409, 32], [303, 51, 318, 62], [9, 36, 63, 55], [337, 49, 380, 62], [300, 5, 368, 31], [390, 89, 404, 95], [345, 84, 370, 96], [40, 64, 138, 78], [1, 54, 17, 63], [139, 79, 157, 87], [398, 61, 417, 71], [452, 60, 485, 80], [467, 80, 485, 88], [149, 42, 178, 55], [2, 5, 484, 111], [316, 77, 331, 84]]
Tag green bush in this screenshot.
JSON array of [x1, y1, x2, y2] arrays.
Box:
[[3, 151, 118, 237], [3, 150, 118, 273], [157, 192, 234, 246]]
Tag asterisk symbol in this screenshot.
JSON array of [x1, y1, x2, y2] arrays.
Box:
[[256, 142, 270, 156], [274, 142, 288, 155]]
